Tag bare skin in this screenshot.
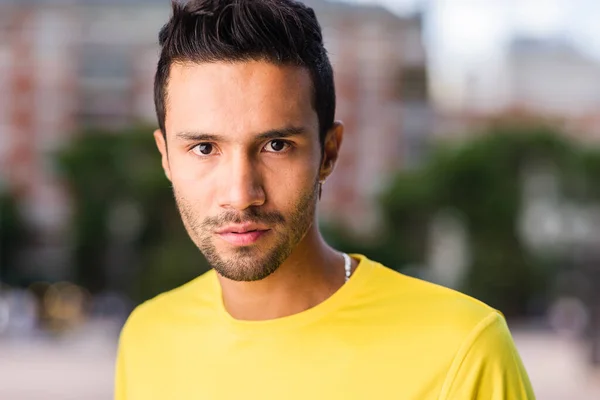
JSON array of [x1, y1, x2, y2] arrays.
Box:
[[154, 60, 357, 321]]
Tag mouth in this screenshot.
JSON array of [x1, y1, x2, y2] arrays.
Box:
[[216, 224, 271, 246]]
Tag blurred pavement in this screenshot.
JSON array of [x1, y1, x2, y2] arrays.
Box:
[[0, 320, 119, 400], [515, 329, 600, 400]]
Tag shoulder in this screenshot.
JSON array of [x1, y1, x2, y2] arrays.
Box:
[[119, 270, 218, 341], [366, 257, 496, 319], [438, 305, 534, 398], [358, 255, 501, 339], [349, 256, 533, 397], [437, 310, 534, 399], [362, 258, 534, 396], [115, 270, 219, 389]]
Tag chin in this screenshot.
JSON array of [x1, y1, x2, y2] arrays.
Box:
[[209, 245, 289, 282], [215, 262, 280, 282]]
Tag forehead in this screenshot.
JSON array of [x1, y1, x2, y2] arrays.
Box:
[[164, 61, 318, 138]]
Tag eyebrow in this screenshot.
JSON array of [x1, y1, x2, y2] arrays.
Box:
[[175, 126, 308, 143]]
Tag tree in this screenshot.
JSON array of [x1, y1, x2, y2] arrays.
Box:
[[375, 122, 598, 317], [0, 192, 28, 286], [56, 126, 209, 303]]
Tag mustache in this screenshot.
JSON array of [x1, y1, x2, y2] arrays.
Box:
[[201, 207, 286, 229]]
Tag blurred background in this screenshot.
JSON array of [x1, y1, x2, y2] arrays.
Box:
[[1, 0, 600, 398]]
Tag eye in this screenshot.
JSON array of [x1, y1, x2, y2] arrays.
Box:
[[263, 140, 291, 153], [191, 143, 216, 156]]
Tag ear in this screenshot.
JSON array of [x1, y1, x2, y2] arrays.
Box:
[[319, 121, 344, 182], [153, 129, 172, 182]]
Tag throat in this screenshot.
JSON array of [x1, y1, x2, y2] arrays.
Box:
[[217, 247, 348, 322]]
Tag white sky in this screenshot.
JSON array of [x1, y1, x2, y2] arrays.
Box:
[[341, 0, 600, 108], [343, 0, 600, 51]]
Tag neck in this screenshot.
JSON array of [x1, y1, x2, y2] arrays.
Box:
[[216, 225, 347, 321]]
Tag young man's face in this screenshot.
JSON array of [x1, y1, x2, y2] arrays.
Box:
[[155, 61, 338, 281]]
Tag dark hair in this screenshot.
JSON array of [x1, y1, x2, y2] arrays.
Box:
[[154, 0, 336, 146]]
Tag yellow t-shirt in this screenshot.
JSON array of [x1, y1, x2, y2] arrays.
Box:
[[115, 255, 535, 399]]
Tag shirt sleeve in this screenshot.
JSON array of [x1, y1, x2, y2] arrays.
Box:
[[439, 311, 536, 400], [114, 306, 142, 400], [114, 324, 128, 400]]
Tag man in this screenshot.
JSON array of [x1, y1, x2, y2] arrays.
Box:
[[115, 1, 535, 399]]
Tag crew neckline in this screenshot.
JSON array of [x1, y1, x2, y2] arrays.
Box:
[[211, 253, 374, 332]]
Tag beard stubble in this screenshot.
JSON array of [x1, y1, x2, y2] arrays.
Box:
[[174, 180, 319, 281]]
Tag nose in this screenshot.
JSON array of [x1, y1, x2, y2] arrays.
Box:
[[217, 153, 266, 211]]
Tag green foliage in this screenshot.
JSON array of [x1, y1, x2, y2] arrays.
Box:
[[381, 124, 600, 316], [579, 148, 600, 200], [56, 126, 209, 303], [0, 192, 28, 286]]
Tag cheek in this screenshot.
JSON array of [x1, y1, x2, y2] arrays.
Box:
[[264, 160, 318, 207], [169, 155, 217, 208]]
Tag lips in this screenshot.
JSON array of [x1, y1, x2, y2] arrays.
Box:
[[230, 228, 258, 233], [216, 224, 270, 246], [217, 229, 269, 246]]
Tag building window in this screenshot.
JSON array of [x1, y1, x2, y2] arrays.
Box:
[[79, 44, 131, 81], [398, 66, 428, 101]]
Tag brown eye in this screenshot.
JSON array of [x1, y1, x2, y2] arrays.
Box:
[[193, 143, 214, 156], [265, 140, 289, 153]]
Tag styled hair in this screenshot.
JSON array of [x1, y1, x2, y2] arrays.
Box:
[[154, 0, 336, 146]]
